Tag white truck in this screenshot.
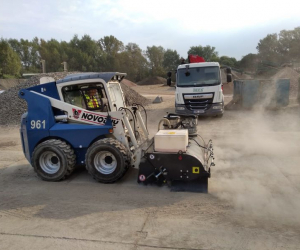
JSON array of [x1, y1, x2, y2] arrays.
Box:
[[168, 56, 232, 117]]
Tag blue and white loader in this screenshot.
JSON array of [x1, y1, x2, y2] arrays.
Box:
[[19, 72, 215, 192]]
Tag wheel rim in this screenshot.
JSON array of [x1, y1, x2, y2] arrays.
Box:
[[39, 151, 61, 174], [94, 151, 117, 175]]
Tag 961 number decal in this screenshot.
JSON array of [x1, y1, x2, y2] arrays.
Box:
[[30, 120, 46, 129]]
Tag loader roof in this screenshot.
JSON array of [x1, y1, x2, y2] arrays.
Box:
[[56, 72, 126, 84]]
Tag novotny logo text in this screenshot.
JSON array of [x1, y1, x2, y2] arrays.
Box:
[[80, 112, 119, 126]]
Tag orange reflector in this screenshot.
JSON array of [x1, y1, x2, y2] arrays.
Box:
[[109, 128, 113, 133]]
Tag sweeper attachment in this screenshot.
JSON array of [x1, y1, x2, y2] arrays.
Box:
[[18, 72, 214, 192], [138, 114, 214, 192]]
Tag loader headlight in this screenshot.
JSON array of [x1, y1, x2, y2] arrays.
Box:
[[212, 105, 222, 110], [176, 107, 185, 110]]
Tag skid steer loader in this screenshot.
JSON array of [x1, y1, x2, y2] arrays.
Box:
[[19, 72, 214, 192]]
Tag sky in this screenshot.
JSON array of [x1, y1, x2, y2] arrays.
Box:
[[0, 0, 300, 60]]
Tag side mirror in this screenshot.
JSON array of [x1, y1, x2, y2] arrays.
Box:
[[226, 67, 231, 74], [167, 78, 171, 86], [167, 71, 172, 77], [227, 74, 232, 83]]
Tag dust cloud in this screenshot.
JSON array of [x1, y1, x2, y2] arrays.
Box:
[[211, 108, 300, 229]]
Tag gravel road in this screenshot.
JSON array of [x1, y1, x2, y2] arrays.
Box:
[[0, 87, 300, 250]]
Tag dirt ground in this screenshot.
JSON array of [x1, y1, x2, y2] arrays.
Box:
[[0, 86, 300, 250]]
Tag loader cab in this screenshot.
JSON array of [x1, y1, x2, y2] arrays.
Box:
[[56, 73, 127, 112], [62, 83, 109, 112]]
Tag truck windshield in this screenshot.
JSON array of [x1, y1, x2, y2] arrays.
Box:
[[177, 66, 220, 87]]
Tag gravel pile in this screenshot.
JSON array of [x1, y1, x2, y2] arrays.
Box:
[[0, 72, 73, 125], [0, 72, 149, 125], [0, 79, 26, 90], [121, 79, 137, 87], [137, 76, 167, 85], [120, 82, 149, 106]]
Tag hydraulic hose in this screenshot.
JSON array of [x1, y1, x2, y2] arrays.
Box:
[[157, 118, 171, 131], [132, 103, 148, 131]]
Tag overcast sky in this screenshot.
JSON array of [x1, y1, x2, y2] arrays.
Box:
[[0, 0, 299, 60]]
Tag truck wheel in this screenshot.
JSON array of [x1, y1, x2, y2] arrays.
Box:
[[31, 139, 76, 181], [86, 138, 129, 183]]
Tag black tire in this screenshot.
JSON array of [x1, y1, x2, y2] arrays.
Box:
[[86, 138, 129, 183], [31, 139, 76, 181]]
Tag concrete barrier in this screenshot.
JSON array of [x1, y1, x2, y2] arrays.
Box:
[[230, 79, 290, 109]]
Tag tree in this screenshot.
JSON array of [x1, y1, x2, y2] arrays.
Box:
[[219, 56, 238, 68], [39, 39, 63, 72], [163, 49, 180, 71], [256, 34, 279, 63], [0, 39, 21, 77], [98, 35, 124, 71], [30, 37, 41, 72], [118, 43, 148, 81], [278, 27, 300, 62], [8, 37, 40, 73], [187, 45, 219, 62], [239, 53, 259, 72], [146, 45, 165, 76]]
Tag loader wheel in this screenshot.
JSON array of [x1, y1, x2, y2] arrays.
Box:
[[86, 138, 129, 183], [32, 139, 76, 181]]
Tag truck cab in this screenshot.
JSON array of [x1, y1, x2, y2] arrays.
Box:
[[169, 59, 231, 117]]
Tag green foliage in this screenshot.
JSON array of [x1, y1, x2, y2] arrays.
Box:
[[118, 43, 148, 82], [146, 46, 165, 76], [0, 39, 21, 77], [3, 74, 17, 79], [219, 56, 238, 68], [256, 33, 279, 62], [163, 49, 180, 71], [98, 35, 124, 71], [256, 27, 300, 64], [239, 53, 259, 72], [187, 45, 219, 62], [8, 38, 40, 73], [2, 26, 300, 80]]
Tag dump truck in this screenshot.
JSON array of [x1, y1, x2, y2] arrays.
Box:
[[167, 55, 232, 117], [19, 72, 214, 192]]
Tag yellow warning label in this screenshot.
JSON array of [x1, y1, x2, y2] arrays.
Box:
[[192, 166, 200, 174], [168, 132, 176, 134]]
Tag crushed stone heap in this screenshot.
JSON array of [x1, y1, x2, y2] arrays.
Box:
[[0, 72, 149, 126], [137, 76, 167, 85]]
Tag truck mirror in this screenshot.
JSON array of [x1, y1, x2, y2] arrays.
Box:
[[167, 78, 171, 86], [227, 74, 232, 83], [226, 68, 231, 74], [167, 71, 172, 77]]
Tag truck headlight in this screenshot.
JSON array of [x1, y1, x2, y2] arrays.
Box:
[[176, 107, 185, 110], [212, 105, 222, 110]]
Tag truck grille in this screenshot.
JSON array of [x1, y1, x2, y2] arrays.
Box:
[[183, 93, 214, 111]]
